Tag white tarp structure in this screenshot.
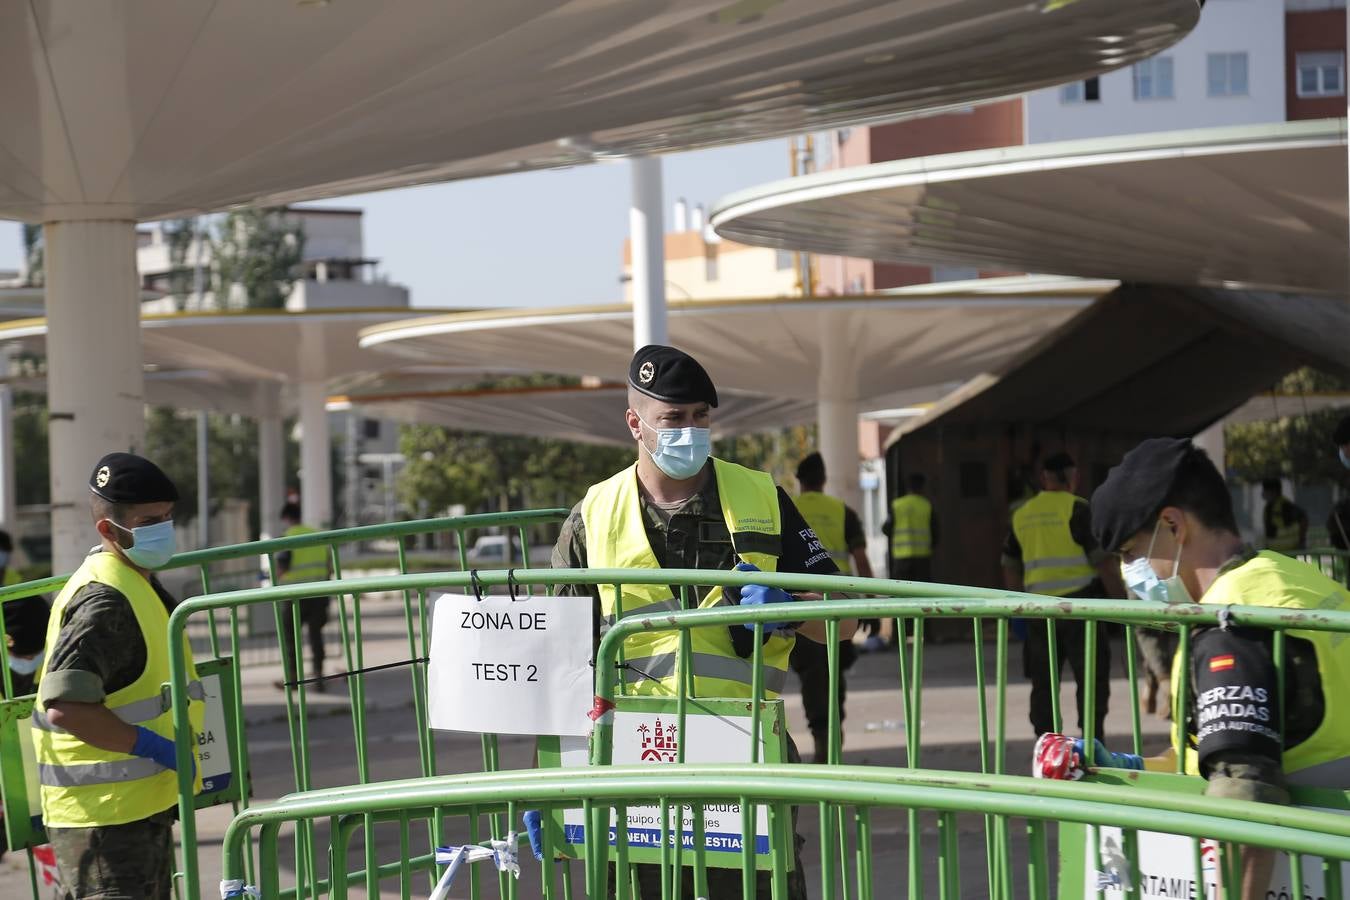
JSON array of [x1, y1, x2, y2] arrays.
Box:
[[711, 121, 1348, 295]]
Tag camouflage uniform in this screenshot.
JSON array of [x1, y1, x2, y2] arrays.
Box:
[[37, 573, 180, 900]]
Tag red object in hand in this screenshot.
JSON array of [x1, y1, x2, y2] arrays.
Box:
[[1033, 732, 1084, 781]]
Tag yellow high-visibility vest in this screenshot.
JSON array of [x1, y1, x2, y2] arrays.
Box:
[[33, 552, 204, 827], [1011, 491, 1095, 597], [793, 491, 850, 570], [280, 524, 328, 584], [1265, 498, 1303, 552], [1171, 551, 1350, 782], [581, 457, 793, 699], [890, 494, 933, 560]]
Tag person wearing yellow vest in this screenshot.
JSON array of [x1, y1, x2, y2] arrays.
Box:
[[551, 345, 852, 900], [1260, 478, 1307, 553], [790, 452, 871, 763], [274, 503, 332, 693], [885, 473, 936, 582], [33, 452, 204, 900], [1002, 452, 1114, 739], [1, 527, 50, 864], [1041, 438, 1350, 900]]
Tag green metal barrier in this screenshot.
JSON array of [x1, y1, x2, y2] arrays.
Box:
[[0, 510, 566, 900], [218, 766, 1350, 900], [162, 567, 1350, 900], [1296, 546, 1350, 585]]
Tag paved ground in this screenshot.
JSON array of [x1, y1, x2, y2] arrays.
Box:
[[1, 594, 1172, 899]]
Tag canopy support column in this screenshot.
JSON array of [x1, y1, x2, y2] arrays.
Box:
[[818, 313, 862, 514], [298, 380, 332, 528], [255, 382, 285, 540], [45, 220, 144, 574], [630, 156, 667, 349]]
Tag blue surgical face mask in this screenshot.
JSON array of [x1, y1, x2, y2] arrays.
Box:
[[636, 414, 711, 481], [1120, 519, 1192, 604], [8, 650, 42, 677], [110, 519, 177, 570], [1340, 447, 1350, 470]]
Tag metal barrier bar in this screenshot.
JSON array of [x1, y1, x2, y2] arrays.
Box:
[[221, 766, 1350, 898]]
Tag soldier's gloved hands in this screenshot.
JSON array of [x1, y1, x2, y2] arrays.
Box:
[[734, 562, 792, 632], [1073, 737, 1144, 771], [131, 726, 180, 771]]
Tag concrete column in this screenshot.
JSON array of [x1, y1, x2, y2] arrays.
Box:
[[0, 344, 14, 530], [45, 220, 143, 573], [629, 156, 667, 349], [255, 383, 285, 540], [818, 313, 862, 512], [297, 380, 332, 528]]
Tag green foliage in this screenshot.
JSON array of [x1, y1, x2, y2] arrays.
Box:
[[1225, 368, 1350, 486], [714, 425, 819, 488], [12, 392, 49, 505], [211, 208, 304, 309], [20, 225, 42, 286], [162, 217, 199, 308], [397, 425, 633, 517]]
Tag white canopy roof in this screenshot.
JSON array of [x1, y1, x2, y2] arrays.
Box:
[[1, 1, 1197, 222], [711, 121, 1348, 295], [330, 382, 818, 446], [359, 280, 1105, 406]]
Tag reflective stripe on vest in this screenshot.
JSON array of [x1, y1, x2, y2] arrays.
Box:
[[1011, 492, 1095, 597], [30, 680, 205, 733], [1170, 551, 1350, 780], [34, 552, 205, 828], [580, 458, 794, 700], [280, 525, 328, 584], [890, 495, 933, 559], [793, 492, 850, 567]]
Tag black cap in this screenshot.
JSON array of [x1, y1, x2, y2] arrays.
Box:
[[89, 452, 179, 505], [1090, 437, 1191, 553], [1042, 452, 1075, 473], [4, 596, 50, 657], [628, 345, 718, 408]]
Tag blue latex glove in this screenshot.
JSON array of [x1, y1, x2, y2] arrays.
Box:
[[522, 810, 544, 861], [131, 725, 180, 771], [734, 562, 792, 632], [1073, 737, 1143, 771]]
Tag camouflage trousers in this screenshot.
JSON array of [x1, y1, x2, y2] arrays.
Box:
[[46, 807, 175, 900]]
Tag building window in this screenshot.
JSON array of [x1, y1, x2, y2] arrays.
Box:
[[1207, 52, 1249, 97], [1296, 51, 1345, 98], [775, 249, 794, 271], [1133, 56, 1174, 100], [932, 265, 980, 283], [1060, 77, 1100, 104]]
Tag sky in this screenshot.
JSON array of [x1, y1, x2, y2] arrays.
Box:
[[0, 139, 791, 309]]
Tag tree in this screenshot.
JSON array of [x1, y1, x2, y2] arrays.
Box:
[[161, 217, 199, 309], [12, 391, 49, 505], [1226, 367, 1350, 486], [21, 224, 42, 286], [211, 208, 304, 309]]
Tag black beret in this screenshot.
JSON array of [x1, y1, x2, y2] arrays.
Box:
[[89, 452, 179, 505], [1042, 452, 1075, 473], [628, 345, 718, 408], [1090, 437, 1191, 553], [4, 596, 50, 657]]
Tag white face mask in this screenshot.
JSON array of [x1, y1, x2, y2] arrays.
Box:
[[8, 650, 43, 677], [1120, 519, 1192, 605], [636, 413, 711, 480]]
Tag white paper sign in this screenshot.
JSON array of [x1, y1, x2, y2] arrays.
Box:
[[196, 672, 232, 795], [428, 592, 593, 736], [1084, 819, 1350, 899], [557, 709, 771, 855]]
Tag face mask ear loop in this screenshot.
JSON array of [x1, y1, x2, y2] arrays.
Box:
[[1170, 529, 1185, 583], [1143, 518, 1162, 564]]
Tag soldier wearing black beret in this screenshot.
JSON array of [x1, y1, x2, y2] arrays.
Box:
[[551, 344, 853, 900], [1039, 437, 1350, 897], [33, 452, 205, 900]]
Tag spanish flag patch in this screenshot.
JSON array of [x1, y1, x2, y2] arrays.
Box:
[[1209, 655, 1236, 672]]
